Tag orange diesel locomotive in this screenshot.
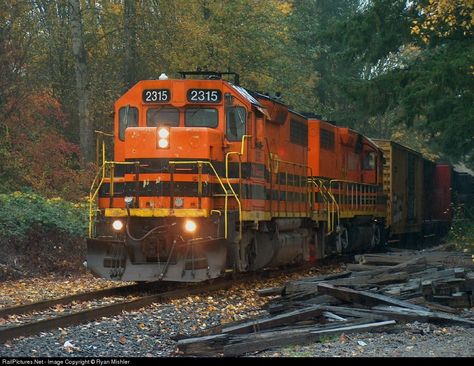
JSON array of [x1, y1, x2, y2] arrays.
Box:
[[87, 72, 386, 282]]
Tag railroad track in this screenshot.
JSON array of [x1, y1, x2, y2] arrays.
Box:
[[0, 279, 234, 343], [0, 261, 332, 344], [0, 281, 163, 319]]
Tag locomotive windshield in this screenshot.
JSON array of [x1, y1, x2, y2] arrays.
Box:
[[147, 107, 179, 127], [185, 108, 218, 128]]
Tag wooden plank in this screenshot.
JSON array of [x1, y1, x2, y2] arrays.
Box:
[[331, 272, 408, 287], [345, 263, 392, 272], [281, 288, 319, 301], [433, 293, 471, 308], [223, 320, 396, 357], [282, 271, 353, 295], [283, 282, 321, 296], [432, 278, 465, 296], [462, 272, 474, 293], [318, 305, 390, 321], [351, 257, 427, 277], [320, 304, 474, 326], [407, 296, 461, 314], [357, 252, 474, 267], [370, 305, 474, 326], [257, 287, 283, 297], [356, 254, 410, 265], [176, 333, 229, 356], [323, 311, 347, 322], [221, 306, 324, 335], [410, 268, 462, 282], [178, 318, 375, 356], [316, 283, 429, 311]]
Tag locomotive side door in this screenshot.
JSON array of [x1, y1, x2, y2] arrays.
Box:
[[249, 111, 266, 213]]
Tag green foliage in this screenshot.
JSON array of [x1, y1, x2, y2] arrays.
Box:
[[289, 0, 474, 170], [396, 40, 474, 167], [449, 206, 474, 253], [0, 191, 88, 240]]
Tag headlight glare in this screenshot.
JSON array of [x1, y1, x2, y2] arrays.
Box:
[[158, 138, 169, 148], [158, 127, 170, 139], [184, 220, 197, 233], [112, 220, 124, 231]]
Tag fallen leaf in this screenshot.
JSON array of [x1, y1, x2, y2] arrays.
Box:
[[118, 336, 126, 344], [63, 340, 74, 348]]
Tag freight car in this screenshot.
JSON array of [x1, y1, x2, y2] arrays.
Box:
[[373, 140, 453, 246], [86, 72, 453, 282]]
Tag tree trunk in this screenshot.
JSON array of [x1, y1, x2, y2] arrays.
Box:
[[69, 0, 93, 164], [124, 0, 137, 89]]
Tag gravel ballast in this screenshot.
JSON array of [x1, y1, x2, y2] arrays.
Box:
[[0, 269, 473, 358]]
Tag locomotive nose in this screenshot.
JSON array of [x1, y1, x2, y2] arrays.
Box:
[[124, 127, 222, 159]]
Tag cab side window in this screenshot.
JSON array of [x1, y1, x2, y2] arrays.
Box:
[[226, 106, 247, 141], [363, 151, 376, 170], [119, 106, 138, 141]]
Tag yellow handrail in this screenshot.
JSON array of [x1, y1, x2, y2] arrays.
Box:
[[329, 179, 379, 211], [224, 134, 252, 240], [88, 161, 137, 237], [310, 178, 340, 235]]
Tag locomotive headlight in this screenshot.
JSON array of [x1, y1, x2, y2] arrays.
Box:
[[157, 127, 170, 149], [158, 127, 170, 139], [112, 220, 124, 231], [184, 219, 197, 233], [158, 138, 169, 148]]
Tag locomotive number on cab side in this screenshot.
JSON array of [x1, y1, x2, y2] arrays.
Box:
[[142, 89, 170, 103], [187, 89, 222, 103]]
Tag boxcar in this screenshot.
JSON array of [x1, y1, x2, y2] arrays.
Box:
[[373, 139, 424, 243]]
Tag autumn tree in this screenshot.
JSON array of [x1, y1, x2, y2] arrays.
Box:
[[69, 0, 93, 164], [123, 0, 138, 89]]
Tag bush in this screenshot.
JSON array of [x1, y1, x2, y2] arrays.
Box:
[[448, 205, 474, 254], [0, 191, 88, 240], [0, 191, 89, 280]]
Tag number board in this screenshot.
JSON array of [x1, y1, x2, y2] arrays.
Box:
[[143, 89, 170, 103], [187, 89, 222, 103]]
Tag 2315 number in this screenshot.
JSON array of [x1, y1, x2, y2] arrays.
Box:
[[142, 89, 170, 103], [187, 89, 222, 103]]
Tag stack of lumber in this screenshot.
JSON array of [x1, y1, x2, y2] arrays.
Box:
[[176, 248, 474, 356]]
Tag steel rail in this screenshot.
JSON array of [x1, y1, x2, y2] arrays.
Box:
[[0, 281, 169, 319], [0, 280, 233, 343]]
